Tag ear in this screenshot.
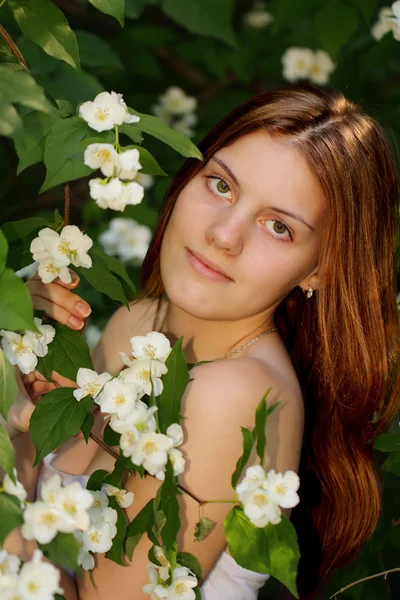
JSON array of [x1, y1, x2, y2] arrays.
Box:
[[298, 267, 321, 295]]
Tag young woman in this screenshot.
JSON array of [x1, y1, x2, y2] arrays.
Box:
[[9, 84, 400, 600]]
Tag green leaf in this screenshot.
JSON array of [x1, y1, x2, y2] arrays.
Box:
[[125, 499, 154, 561], [9, 0, 80, 71], [2, 217, 51, 242], [349, 0, 377, 23], [40, 117, 94, 193], [0, 269, 36, 331], [314, 1, 360, 59], [118, 123, 143, 144], [88, 0, 125, 27], [76, 30, 122, 68], [0, 230, 8, 275], [176, 551, 202, 580], [253, 391, 277, 467], [194, 516, 215, 542], [157, 338, 190, 434], [40, 532, 80, 571], [231, 427, 254, 489], [76, 256, 130, 307], [81, 411, 94, 442], [86, 468, 109, 491], [374, 433, 400, 452], [49, 324, 94, 381], [0, 97, 22, 137], [103, 453, 136, 488], [105, 497, 127, 566], [36, 346, 54, 382], [159, 460, 180, 561], [381, 452, 400, 477], [225, 507, 300, 598], [0, 66, 55, 114], [125, 0, 148, 19], [13, 111, 60, 175], [30, 388, 92, 465], [0, 348, 18, 420], [132, 111, 203, 159], [0, 422, 16, 482], [0, 493, 24, 544], [103, 422, 121, 446], [91, 244, 136, 295], [161, 0, 236, 47], [56, 100, 73, 118]]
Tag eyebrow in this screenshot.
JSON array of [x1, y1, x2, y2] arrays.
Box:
[[210, 155, 315, 232]]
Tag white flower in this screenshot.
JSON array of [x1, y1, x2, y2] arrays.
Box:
[[15, 262, 38, 279], [74, 530, 95, 571], [79, 91, 129, 132], [103, 484, 134, 508], [242, 489, 282, 528], [95, 377, 139, 417], [0, 575, 20, 599], [3, 468, 27, 502], [244, 3, 274, 29], [117, 148, 142, 180], [168, 566, 198, 600], [37, 259, 72, 284], [0, 549, 20, 576], [120, 358, 167, 396], [30, 229, 53, 263], [82, 522, 113, 553], [40, 473, 62, 505], [166, 423, 183, 447], [90, 491, 109, 511], [130, 331, 172, 363], [24, 318, 55, 358], [84, 143, 119, 177], [38, 225, 92, 269], [110, 401, 158, 435], [53, 481, 94, 532], [143, 563, 169, 598], [84, 324, 102, 350], [281, 47, 315, 82], [371, 4, 400, 41], [88, 506, 118, 538], [173, 113, 197, 138], [119, 426, 141, 457], [153, 546, 170, 581], [308, 50, 335, 85], [235, 465, 267, 501], [99, 217, 151, 263], [266, 469, 300, 509], [89, 177, 144, 212], [21, 502, 62, 544], [135, 173, 154, 189], [0, 331, 37, 375], [169, 448, 185, 477], [388, 1, 400, 39], [18, 550, 63, 599], [73, 368, 112, 401], [120, 180, 145, 209], [158, 87, 197, 116], [130, 432, 174, 476]]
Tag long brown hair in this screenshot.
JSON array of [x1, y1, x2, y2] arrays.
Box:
[[139, 84, 400, 598]]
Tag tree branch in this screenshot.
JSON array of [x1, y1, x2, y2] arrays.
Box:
[[63, 183, 71, 226], [0, 24, 28, 68], [330, 568, 400, 598]]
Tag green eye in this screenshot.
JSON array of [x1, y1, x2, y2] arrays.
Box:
[[273, 221, 288, 234], [217, 179, 230, 194]]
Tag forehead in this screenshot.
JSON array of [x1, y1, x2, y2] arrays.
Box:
[[213, 129, 327, 223]]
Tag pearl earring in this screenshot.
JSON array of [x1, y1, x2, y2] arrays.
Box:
[[305, 286, 314, 299]]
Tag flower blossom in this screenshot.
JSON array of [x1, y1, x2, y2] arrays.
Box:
[[3, 468, 27, 503], [17, 550, 63, 599], [73, 368, 112, 401], [281, 47, 335, 85], [371, 3, 400, 41], [95, 377, 139, 417], [89, 177, 144, 211], [244, 2, 274, 28], [98, 217, 151, 264], [143, 557, 198, 600], [102, 484, 134, 508], [81, 491, 118, 554], [24, 318, 55, 358], [79, 91, 140, 132], [153, 87, 198, 138], [0, 330, 38, 374]]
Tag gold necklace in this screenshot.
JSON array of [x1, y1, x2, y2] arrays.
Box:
[[193, 326, 278, 366]]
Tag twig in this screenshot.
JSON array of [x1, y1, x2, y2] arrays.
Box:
[[0, 24, 28, 68], [89, 432, 119, 460], [330, 568, 400, 598], [63, 183, 70, 225]]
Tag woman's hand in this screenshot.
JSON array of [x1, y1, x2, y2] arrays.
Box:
[[3, 368, 41, 439], [22, 370, 79, 403], [25, 270, 91, 331]]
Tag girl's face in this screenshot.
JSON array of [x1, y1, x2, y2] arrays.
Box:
[[160, 129, 327, 322]]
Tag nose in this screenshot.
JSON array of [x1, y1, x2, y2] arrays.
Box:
[[205, 209, 245, 256]]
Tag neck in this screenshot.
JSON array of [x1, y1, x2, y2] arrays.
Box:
[[160, 300, 276, 364]]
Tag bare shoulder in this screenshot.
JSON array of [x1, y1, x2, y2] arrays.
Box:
[[179, 356, 305, 500], [92, 297, 161, 374]]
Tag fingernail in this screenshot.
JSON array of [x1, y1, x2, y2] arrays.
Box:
[[76, 302, 91, 317], [69, 316, 84, 329], [70, 270, 79, 282]]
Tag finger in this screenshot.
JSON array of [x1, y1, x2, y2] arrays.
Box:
[[32, 381, 56, 394], [51, 371, 78, 388], [22, 373, 36, 385], [27, 280, 91, 324], [32, 370, 49, 383], [30, 294, 85, 330], [55, 269, 80, 290]]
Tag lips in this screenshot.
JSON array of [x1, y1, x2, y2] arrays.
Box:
[[186, 248, 233, 282]]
